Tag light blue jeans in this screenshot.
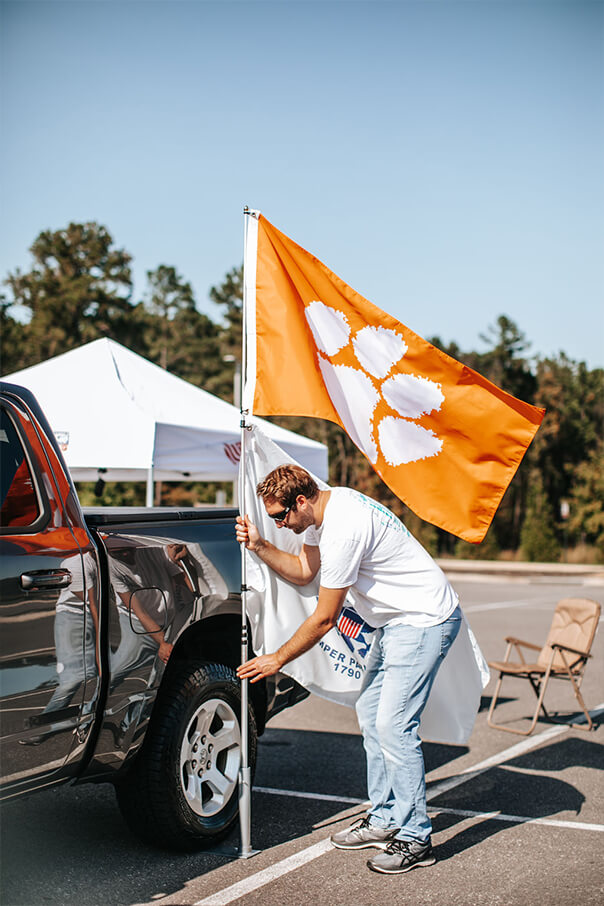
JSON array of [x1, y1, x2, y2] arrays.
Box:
[[355, 605, 462, 843]]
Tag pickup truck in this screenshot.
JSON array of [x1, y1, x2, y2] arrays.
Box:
[[0, 381, 307, 850]]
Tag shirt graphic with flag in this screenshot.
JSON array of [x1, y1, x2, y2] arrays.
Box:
[[243, 212, 545, 543], [336, 605, 374, 659]]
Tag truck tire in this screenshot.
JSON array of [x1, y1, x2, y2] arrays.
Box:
[[115, 661, 257, 850]]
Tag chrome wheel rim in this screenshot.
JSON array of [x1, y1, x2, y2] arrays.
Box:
[[179, 697, 241, 817]]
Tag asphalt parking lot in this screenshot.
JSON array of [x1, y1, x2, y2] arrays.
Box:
[[1, 572, 603, 906]]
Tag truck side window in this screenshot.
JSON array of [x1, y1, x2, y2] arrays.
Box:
[[0, 407, 41, 528]]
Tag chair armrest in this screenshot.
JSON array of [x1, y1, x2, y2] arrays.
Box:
[[504, 637, 541, 651], [551, 642, 591, 659]]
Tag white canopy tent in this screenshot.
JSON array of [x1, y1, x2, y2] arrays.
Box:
[[4, 338, 328, 505]]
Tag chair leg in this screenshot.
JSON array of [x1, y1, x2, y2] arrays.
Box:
[[487, 657, 596, 735], [487, 673, 503, 725], [569, 695, 593, 730], [527, 676, 552, 721], [488, 672, 535, 736], [525, 669, 552, 735], [488, 668, 555, 736], [561, 659, 594, 731]]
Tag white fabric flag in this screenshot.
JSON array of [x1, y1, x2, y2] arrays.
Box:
[[242, 426, 490, 743]]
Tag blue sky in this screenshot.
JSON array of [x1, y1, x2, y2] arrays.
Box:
[[2, 0, 603, 370]]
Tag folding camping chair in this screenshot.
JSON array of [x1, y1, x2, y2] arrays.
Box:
[[487, 597, 601, 736]]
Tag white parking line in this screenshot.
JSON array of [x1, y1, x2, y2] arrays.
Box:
[[255, 786, 364, 805], [194, 839, 333, 906], [194, 704, 603, 906], [255, 789, 604, 833]]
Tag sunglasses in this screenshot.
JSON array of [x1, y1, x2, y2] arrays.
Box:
[[267, 503, 294, 522]]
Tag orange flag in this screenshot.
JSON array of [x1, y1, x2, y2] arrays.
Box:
[[243, 212, 545, 543]]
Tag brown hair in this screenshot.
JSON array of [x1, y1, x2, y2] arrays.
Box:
[[256, 464, 319, 507]]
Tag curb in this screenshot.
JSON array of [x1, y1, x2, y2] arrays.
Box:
[[436, 559, 604, 585]]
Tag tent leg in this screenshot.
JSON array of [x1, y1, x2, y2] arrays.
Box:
[[146, 468, 154, 507]]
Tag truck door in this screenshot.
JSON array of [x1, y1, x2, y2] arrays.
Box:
[[0, 396, 97, 796]]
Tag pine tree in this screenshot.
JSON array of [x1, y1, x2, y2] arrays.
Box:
[[208, 265, 244, 404], [0, 295, 27, 375], [567, 440, 604, 561], [4, 222, 133, 367], [520, 470, 561, 562]]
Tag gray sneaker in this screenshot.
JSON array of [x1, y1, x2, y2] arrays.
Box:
[[367, 838, 436, 873], [331, 816, 398, 850]]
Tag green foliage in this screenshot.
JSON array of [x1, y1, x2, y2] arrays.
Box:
[[77, 482, 147, 507], [77, 480, 236, 508], [4, 222, 133, 367], [0, 295, 26, 374], [520, 470, 561, 562], [478, 315, 536, 403], [143, 264, 195, 370], [567, 439, 604, 561], [208, 265, 244, 404], [157, 481, 235, 507], [532, 357, 603, 502], [209, 265, 243, 352], [146, 264, 195, 318], [139, 265, 225, 393]]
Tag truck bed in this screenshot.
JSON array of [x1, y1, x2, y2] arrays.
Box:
[[83, 506, 239, 526]]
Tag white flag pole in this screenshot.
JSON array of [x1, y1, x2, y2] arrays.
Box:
[[238, 206, 259, 859]]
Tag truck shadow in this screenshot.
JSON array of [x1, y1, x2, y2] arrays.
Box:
[[0, 729, 597, 905]]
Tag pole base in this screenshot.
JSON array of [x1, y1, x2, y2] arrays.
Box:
[[238, 847, 261, 860], [202, 841, 261, 860]]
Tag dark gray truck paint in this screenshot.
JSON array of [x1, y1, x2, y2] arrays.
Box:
[[0, 382, 307, 849]]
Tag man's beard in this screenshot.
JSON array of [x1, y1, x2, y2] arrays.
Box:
[[289, 511, 313, 534]]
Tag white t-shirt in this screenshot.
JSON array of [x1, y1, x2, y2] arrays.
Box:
[[303, 488, 458, 629], [56, 551, 98, 614]]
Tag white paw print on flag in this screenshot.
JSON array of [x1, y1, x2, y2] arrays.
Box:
[[305, 301, 444, 466]]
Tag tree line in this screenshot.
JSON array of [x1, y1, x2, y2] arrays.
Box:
[[2, 222, 602, 563]]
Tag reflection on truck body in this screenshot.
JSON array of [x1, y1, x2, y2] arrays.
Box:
[[97, 533, 231, 754]]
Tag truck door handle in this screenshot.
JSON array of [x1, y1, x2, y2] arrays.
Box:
[[20, 569, 73, 590]]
